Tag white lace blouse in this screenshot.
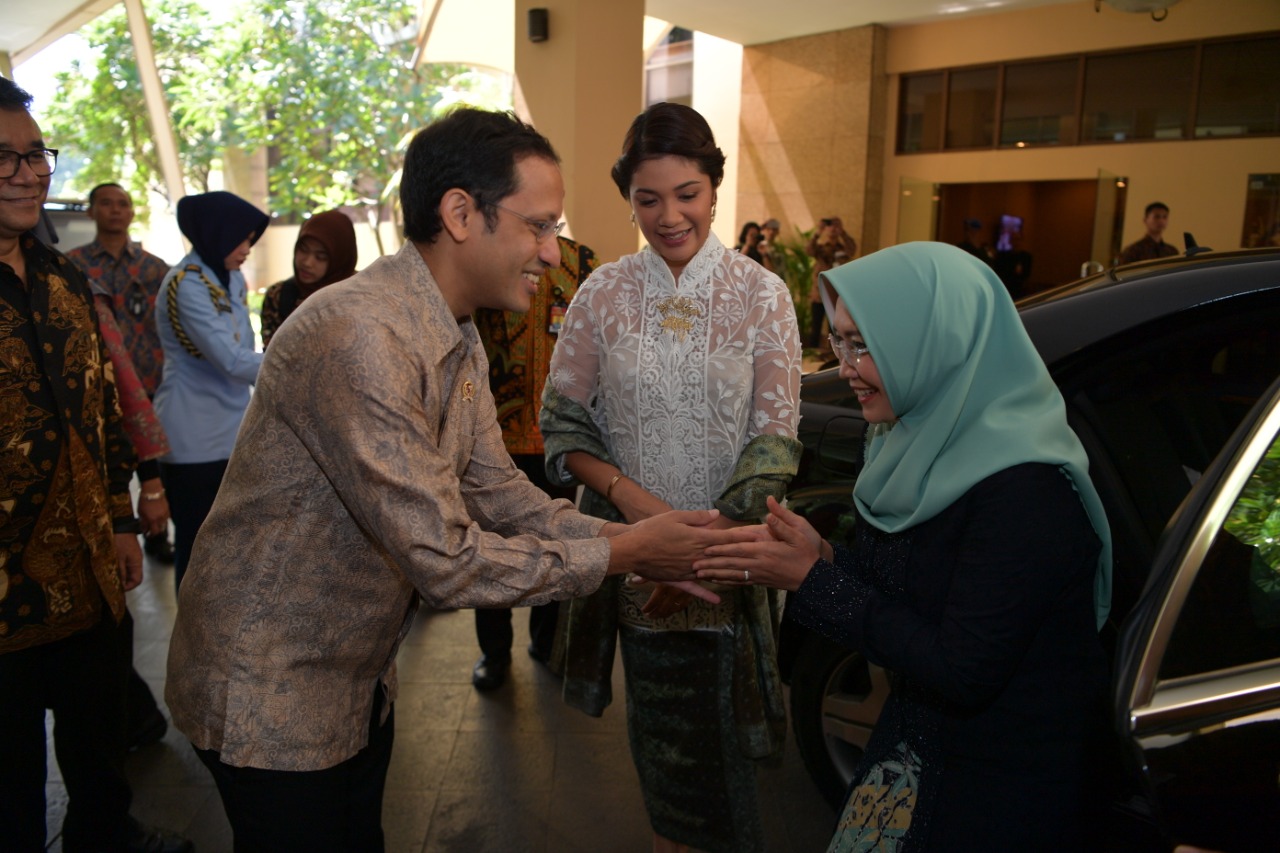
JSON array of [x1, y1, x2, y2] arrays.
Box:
[[548, 232, 801, 511]]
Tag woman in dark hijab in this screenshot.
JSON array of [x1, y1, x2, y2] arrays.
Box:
[[154, 191, 269, 588], [260, 209, 358, 346]]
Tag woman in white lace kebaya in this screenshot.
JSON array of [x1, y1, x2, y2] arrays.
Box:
[[540, 103, 803, 853]]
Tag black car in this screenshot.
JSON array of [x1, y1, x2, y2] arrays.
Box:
[[781, 247, 1280, 851]]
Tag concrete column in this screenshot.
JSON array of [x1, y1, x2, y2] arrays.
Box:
[[691, 31, 743, 250], [122, 0, 186, 207], [0, 53, 13, 81], [514, 0, 645, 264]]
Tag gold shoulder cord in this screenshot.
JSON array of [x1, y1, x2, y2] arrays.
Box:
[[166, 264, 230, 361]]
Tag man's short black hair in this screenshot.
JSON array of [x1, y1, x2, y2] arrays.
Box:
[[1144, 201, 1170, 217], [0, 76, 35, 112], [401, 108, 559, 244], [88, 183, 128, 206]]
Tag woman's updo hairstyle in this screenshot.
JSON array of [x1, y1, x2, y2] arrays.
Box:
[[610, 102, 726, 199]]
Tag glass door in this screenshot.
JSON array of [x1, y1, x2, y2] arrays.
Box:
[[897, 177, 939, 245], [1090, 169, 1126, 270]]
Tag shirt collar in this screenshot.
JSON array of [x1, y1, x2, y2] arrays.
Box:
[[398, 241, 477, 368], [85, 237, 142, 261]]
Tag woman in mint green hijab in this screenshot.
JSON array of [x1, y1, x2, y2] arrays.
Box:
[[696, 242, 1112, 851]]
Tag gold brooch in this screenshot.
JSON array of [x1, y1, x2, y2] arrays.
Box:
[[655, 296, 702, 342], [461, 380, 475, 402]]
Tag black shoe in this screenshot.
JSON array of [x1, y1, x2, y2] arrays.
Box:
[[125, 817, 193, 853], [527, 643, 552, 666], [471, 654, 511, 691], [127, 707, 168, 752], [144, 535, 175, 565]]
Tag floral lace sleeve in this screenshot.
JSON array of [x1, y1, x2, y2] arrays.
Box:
[[743, 260, 801, 439]]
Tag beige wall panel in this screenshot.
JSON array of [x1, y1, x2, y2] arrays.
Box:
[[741, 48, 769, 95], [772, 33, 838, 87], [739, 91, 777, 145], [515, 0, 644, 264], [738, 25, 887, 252]]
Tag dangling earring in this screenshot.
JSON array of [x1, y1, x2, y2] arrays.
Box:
[[710, 202, 717, 222], [629, 211, 636, 227]]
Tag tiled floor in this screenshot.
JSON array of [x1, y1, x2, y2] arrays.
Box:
[[44, 554, 836, 852]]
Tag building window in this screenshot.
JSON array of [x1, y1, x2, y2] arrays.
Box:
[[1000, 59, 1079, 147], [1196, 37, 1280, 139], [645, 27, 694, 108], [946, 67, 998, 149], [896, 33, 1279, 154], [898, 72, 943, 153], [1082, 47, 1194, 143]]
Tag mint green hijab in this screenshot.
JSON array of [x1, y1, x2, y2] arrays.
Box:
[[822, 242, 1112, 629]]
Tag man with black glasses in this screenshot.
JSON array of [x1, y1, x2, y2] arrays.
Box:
[[0, 76, 191, 853]]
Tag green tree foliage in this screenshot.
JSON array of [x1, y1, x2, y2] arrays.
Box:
[[215, 0, 474, 218], [42, 0, 503, 222], [43, 0, 222, 212], [1225, 435, 1280, 571]]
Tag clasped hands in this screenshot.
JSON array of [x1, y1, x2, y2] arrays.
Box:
[[612, 497, 829, 614], [691, 496, 829, 593]]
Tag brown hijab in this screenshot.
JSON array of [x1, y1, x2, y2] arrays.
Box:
[[295, 210, 358, 295]]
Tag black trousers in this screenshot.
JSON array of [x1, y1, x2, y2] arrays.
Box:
[[473, 453, 574, 659], [475, 601, 560, 659], [0, 615, 132, 853], [196, 686, 394, 853], [159, 458, 228, 591]]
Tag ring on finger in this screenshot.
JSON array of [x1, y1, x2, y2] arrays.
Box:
[[743, 569, 750, 582]]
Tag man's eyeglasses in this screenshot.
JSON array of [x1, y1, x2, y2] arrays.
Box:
[[828, 333, 871, 366], [0, 148, 59, 180], [487, 202, 565, 243]]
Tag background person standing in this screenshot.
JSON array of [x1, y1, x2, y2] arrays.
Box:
[[67, 182, 174, 565], [757, 217, 784, 275], [541, 102, 802, 853], [469, 235, 597, 691], [804, 216, 856, 348], [1119, 201, 1179, 264], [153, 191, 268, 590], [259, 209, 358, 347]]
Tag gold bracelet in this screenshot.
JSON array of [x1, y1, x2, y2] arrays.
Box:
[[605, 473, 624, 502], [141, 489, 166, 501]]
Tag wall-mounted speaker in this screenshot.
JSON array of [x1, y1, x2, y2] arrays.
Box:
[[528, 8, 549, 43]]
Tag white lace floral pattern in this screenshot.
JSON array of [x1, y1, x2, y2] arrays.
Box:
[[548, 232, 801, 510]]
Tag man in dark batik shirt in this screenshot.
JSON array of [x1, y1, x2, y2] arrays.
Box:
[[0, 77, 190, 853], [469, 235, 596, 690]]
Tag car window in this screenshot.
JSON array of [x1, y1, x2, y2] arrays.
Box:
[[1159, 431, 1280, 679], [1067, 293, 1280, 548]]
